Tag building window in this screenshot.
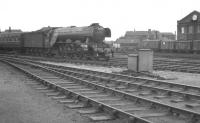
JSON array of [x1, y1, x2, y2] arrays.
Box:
[[198, 25, 200, 33], [181, 27, 185, 34], [188, 26, 193, 34]]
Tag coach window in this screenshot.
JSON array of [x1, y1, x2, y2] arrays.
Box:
[[181, 27, 185, 34], [188, 26, 193, 34]]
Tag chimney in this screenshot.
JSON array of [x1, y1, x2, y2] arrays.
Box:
[[148, 29, 151, 39], [9, 27, 11, 32]]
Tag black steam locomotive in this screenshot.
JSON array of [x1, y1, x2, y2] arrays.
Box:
[[0, 23, 111, 60]]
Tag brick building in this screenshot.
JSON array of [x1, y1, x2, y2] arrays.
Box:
[[177, 10, 200, 40], [161, 32, 176, 41], [124, 29, 161, 41], [115, 29, 175, 50]]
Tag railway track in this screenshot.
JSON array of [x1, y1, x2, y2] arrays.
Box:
[[153, 58, 200, 73], [2, 54, 200, 74], [0, 54, 160, 78], [37, 56, 200, 74], [2, 57, 200, 123], [109, 57, 200, 73]]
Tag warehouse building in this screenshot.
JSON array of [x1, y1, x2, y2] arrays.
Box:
[[116, 30, 175, 50], [177, 10, 200, 41]]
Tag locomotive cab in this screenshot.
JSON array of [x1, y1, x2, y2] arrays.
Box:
[[104, 28, 111, 37]]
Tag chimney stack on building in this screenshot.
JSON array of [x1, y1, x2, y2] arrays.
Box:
[[9, 27, 11, 32]]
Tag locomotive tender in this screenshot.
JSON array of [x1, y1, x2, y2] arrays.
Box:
[[0, 23, 111, 60]]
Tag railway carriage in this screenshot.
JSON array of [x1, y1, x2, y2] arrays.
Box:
[[174, 41, 191, 53], [140, 40, 161, 51], [160, 41, 175, 52], [138, 40, 200, 53], [192, 40, 200, 53], [0, 31, 23, 52]]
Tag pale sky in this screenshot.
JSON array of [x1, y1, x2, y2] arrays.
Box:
[[0, 0, 200, 40]]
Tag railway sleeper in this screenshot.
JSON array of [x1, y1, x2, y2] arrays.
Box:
[[185, 103, 200, 109], [78, 107, 99, 114], [4, 59, 200, 123]]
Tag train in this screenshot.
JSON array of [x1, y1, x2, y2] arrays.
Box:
[[139, 40, 200, 53], [118, 40, 200, 53], [0, 23, 111, 60]]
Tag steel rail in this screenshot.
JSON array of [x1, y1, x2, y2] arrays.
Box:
[[2, 58, 200, 122], [2, 60, 153, 123], [29, 62, 200, 101], [3, 56, 200, 95]]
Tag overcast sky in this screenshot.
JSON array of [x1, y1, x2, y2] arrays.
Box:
[[0, 0, 200, 40]]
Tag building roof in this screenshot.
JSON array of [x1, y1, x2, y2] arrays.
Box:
[[116, 38, 140, 43], [161, 32, 174, 35], [4, 29, 22, 32], [125, 31, 149, 36], [178, 10, 200, 23]]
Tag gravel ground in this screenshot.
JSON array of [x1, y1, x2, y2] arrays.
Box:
[[0, 62, 126, 123], [153, 70, 200, 87], [40, 61, 200, 87], [40, 61, 127, 73], [4, 60, 199, 123], [154, 52, 200, 60]]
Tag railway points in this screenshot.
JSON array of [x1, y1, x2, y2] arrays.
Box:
[[0, 61, 93, 123], [1, 55, 200, 123], [109, 54, 200, 74]]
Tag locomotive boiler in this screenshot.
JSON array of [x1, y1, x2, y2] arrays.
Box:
[[0, 23, 111, 60]]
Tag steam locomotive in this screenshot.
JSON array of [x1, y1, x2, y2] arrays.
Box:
[[0, 23, 111, 60]]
